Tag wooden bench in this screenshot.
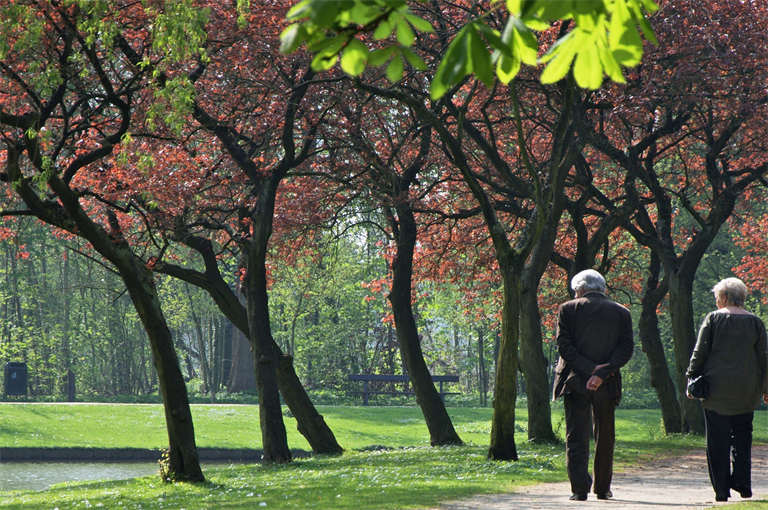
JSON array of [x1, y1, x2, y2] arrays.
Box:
[[348, 374, 460, 406]]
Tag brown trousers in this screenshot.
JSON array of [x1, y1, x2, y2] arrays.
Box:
[[564, 382, 616, 496]]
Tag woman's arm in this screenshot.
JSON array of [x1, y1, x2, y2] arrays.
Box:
[[686, 314, 712, 378]]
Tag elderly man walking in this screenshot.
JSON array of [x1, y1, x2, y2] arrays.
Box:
[[553, 270, 634, 501]]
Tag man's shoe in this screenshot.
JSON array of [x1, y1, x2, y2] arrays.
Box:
[[569, 493, 588, 501], [596, 491, 613, 500], [731, 486, 752, 498]]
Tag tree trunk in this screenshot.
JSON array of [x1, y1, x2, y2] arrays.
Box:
[[488, 269, 520, 461], [668, 272, 705, 434], [118, 257, 204, 481], [244, 219, 292, 463], [388, 206, 462, 446], [518, 288, 558, 443], [638, 253, 682, 434]]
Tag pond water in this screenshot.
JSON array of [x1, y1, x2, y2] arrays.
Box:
[[0, 462, 161, 491]]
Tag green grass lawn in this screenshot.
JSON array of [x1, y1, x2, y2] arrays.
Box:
[[0, 404, 765, 509], [0, 404, 497, 450]]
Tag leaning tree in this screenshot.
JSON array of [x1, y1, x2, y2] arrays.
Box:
[[0, 0, 205, 481]]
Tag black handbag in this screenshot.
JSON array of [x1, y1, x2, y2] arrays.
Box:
[[687, 375, 709, 400]]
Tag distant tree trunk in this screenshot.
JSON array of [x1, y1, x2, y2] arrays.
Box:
[[187, 290, 209, 393], [62, 253, 71, 374], [67, 369, 76, 402], [386, 324, 396, 375], [477, 327, 487, 407], [638, 252, 682, 434], [228, 323, 256, 393]]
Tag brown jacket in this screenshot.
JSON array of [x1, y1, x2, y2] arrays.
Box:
[[553, 292, 634, 401]]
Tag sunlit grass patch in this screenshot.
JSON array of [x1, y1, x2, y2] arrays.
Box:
[[0, 445, 566, 509]]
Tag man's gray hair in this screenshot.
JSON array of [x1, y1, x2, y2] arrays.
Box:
[[712, 277, 748, 307], [571, 269, 606, 294]]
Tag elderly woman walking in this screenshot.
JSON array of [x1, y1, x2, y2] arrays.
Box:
[[687, 278, 768, 502]]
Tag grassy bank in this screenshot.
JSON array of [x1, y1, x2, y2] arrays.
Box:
[[0, 405, 765, 509]]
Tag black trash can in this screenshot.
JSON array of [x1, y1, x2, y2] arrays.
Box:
[[4, 362, 28, 396]]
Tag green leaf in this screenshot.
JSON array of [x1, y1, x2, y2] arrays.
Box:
[[400, 47, 427, 70], [310, 1, 340, 26], [431, 26, 472, 99], [597, 34, 625, 83], [636, 15, 658, 46], [312, 51, 339, 72], [368, 46, 397, 66], [609, 0, 643, 66], [522, 17, 551, 32], [540, 30, 579, 84], [636, 0, 659, 13], [573, 39, 602, 89], [506, 0, 523, 14], [469, 27, 494, 88], [402, 12, 434, 33], [286, 0, 314, 21], [511, 17, 538, 66], [346, 2, 381, 25], [574, 7, 606, 33], [386, 54, 405, 82], [496, 52, 521, 84], [308, 34, 346, 53], [520, 0, 548, 18], [279, 23, 306, 54], [395, 17, 415, 46], [340, 39, 369, 76], [374, 15, 395, 40], [476, 21, 506, 57], [536, 0, 574, 21]]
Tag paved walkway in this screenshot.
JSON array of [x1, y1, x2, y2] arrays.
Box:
[[438, 445, 768, 510]]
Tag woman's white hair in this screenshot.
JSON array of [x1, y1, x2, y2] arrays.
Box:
[[712, 277, 748, 307], [571, 269, 606, 294]]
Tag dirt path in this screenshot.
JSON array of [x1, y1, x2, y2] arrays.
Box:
[[438, 445, 768, 510]]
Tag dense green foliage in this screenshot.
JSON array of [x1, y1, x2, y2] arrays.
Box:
[[0, 222, 234, 398]]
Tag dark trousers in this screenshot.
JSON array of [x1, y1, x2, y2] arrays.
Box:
[[564, 382, 616, 496], [704, 409, 753, 498]]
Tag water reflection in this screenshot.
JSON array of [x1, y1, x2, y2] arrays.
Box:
[[0, 462, 160, 491]]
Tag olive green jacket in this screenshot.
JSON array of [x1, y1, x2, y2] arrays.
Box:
[[687, 311, 768, 415]]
